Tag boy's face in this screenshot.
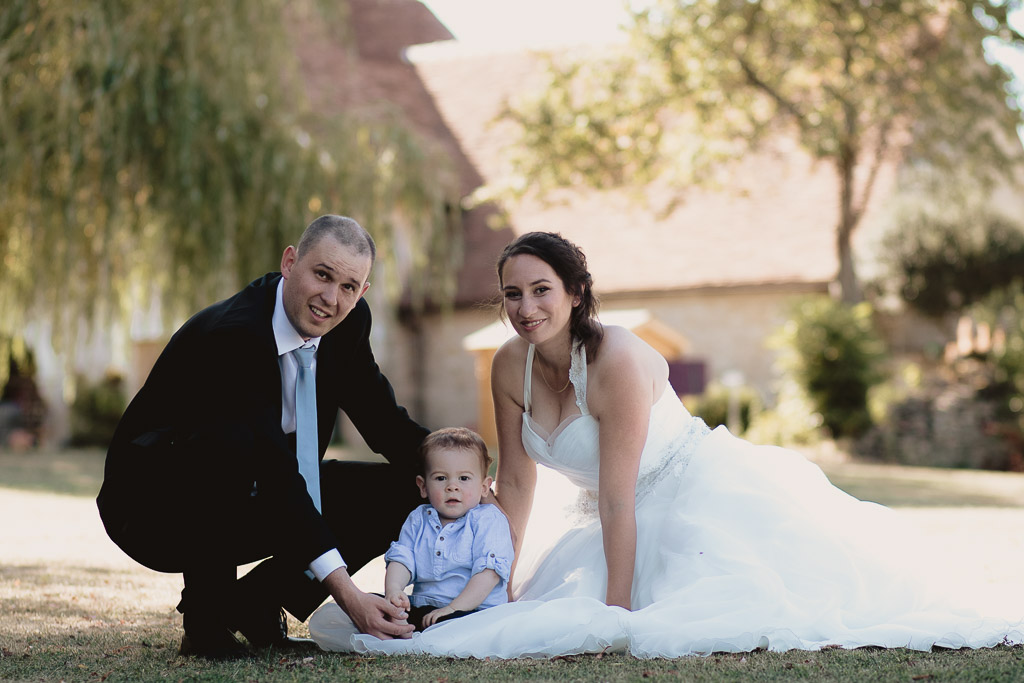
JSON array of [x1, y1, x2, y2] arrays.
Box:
[[416, 446, 492, 525]]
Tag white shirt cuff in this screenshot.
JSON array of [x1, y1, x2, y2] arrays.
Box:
[[309, 549, 346, 581]]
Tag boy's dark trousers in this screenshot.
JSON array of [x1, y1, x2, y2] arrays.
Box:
[[407, 605, 479, 631]]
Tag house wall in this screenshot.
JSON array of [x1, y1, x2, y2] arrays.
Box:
[[394, 307, 496, 433], [603, 286, 826, 403], [347, 283, 828, 452], [334, 304, 491, 456]]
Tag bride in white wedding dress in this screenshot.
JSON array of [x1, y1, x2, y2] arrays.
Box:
[[310, 232, 1023, 658]]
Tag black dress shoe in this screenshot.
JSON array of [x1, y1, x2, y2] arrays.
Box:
[[233, 606, 293, 648], [178, 615, 249, 659], [232, 607, 319, 650], [266, 635, 319, 652]]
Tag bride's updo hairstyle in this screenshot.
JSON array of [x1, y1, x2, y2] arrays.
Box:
[[497, 231, 604, 359]]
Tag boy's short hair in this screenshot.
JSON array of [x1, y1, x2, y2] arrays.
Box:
[[419, 427, 492, 477]]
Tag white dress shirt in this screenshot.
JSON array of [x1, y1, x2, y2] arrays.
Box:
[[272, 280, 346, 580]]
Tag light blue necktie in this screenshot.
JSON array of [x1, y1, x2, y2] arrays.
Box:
[[292, 345, 321, 511]]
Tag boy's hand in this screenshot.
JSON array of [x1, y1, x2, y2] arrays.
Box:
[[386, 590, 410, 613], [421, 605, 455, 628]]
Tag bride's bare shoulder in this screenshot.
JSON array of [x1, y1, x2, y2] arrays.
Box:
[[493, 335, 528, 364], [492, 336, 529, 386], [595, 326, 661, 364], [591, 326, 667, 388]]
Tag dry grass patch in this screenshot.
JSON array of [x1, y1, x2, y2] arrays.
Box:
[[3, 448, 1024, 681]]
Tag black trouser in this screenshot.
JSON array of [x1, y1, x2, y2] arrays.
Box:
[[208, 458, 423, 626], [177, 459, 423, 623], [100, 420, 423, 625]]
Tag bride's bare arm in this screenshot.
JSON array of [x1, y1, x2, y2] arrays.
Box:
[[490, 341, 538, 597], [589, 330, 659, 610]]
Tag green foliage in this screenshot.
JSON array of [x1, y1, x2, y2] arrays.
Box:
[[684, 381, 762, 434], [880, 209, 1024, 317], [0, 337, 45, 446], [744, 376, 826, 446], [775, 297, 885, 438], [978, 284, 1024, 435], [0, 335, 36, 391], [856, 358, 1015, 469], [867, 225, 1024, 467], [502, 0, 1024, 302], [69, 372, 126, 448], [0, 0, 461, 354], [995, 317, 1024, 422]]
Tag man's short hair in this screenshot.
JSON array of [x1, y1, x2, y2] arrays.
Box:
[[418, 427, 492, 477], [297, 215, 376, 263]]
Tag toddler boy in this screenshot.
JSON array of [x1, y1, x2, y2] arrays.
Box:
[[384, 427, 514, 630]]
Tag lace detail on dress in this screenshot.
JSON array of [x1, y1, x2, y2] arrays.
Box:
[[569, 341, 588, 416], [568, 415, 712, 523], [569, 488, 600, 523], [634, 417, 711, 503]]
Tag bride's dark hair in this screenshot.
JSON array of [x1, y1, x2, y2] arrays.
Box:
[[496, 232, 604, 360]]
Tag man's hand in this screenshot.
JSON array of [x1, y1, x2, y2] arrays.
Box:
[[346, 591, 414, 638], [323, 568, 415, 640], [421, 605, 455, 628]]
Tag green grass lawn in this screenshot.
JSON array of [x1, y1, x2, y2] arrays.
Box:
[[2, 447, 1024, 682]]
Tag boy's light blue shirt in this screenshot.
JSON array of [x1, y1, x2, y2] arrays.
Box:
[[385, 503, 514, 610]]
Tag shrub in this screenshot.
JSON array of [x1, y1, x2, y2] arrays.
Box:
[[773, 297, 885, 439], [744, 374, 825, 447], [69, 372, 126, 448], [684, 382, 761, 435], [880, 211, 1024, 318], [0, 339, 46, 447], [983, 285, 1024, 434]]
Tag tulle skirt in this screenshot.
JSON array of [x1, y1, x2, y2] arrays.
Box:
[[310, 428, 1024, 658]]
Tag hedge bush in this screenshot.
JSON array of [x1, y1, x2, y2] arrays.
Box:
[[774, 297, 885, 439]]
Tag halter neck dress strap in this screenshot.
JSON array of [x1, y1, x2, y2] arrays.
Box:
[[570, 341, 590, 416], [524, 344, 536, 413]]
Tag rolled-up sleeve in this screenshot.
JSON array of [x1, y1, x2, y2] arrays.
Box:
[[384, 507, 423, 580], [470, 505, 514, 582]]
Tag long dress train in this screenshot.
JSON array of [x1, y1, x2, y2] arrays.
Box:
[[309, 343, 1023, 658]]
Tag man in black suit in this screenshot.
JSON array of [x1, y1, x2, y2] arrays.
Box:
[[97, 215, 428, 657]]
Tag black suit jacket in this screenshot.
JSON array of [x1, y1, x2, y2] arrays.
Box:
[[97, 273, 428, 572]]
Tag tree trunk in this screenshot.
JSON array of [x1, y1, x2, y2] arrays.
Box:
[[836, 143, 862, 304], [836, 224, 861, 304]]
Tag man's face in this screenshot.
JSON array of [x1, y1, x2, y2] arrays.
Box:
[[280, 237, 372, 340]]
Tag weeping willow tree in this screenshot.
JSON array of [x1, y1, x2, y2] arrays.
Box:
[[0, 0, 461, 371]]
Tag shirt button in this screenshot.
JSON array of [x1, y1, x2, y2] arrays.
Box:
[[436, 551, 441, 556], [490, 553, 495, 557], [435, 526, 440, 530], [439, 536, 445, 541], [427, 510, 432, 515]]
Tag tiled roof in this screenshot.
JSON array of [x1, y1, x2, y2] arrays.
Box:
[[285, 0, 461, 166]]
